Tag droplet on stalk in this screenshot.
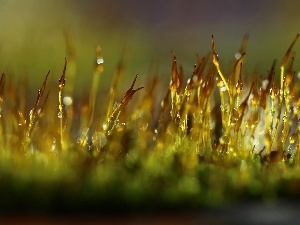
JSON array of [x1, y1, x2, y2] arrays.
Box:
[[57, 112, 63, 119], [63, 96, 73, 106], [92, 132, 107, 149], [235, 52, 241, 60]]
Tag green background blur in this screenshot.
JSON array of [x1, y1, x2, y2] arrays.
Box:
[[0, 0, 300, 93]]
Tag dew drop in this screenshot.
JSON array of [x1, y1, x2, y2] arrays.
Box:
[[97, 57, 104, 64], [63, 96, 73, 106], [220, 86, 227, 92], [235, 52, 242, 60], [262, 79, 269, 90], [282, 115, 287, 123], [230, 108, 239, 125], [289, 133, 297, 144], [51, 138, 56, 151], [102, 123, 108, 131], [192, 75, 198, 83], [92, 132, 107, 148], [57, 112, 63, 118]]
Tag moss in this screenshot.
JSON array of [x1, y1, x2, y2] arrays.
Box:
[[0, 34, 300, 213]]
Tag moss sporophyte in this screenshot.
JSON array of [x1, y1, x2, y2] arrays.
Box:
[[1, 34, 300, 212]]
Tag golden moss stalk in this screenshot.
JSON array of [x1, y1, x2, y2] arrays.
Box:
[[58, 58, 67, 150], [280, 34, 299, 103], [105, 49, 126, 124], [28, 71, 49, 134], [211, 35, 230, 97], [104, 74, 144, 136], [89, 45, 104, 127]]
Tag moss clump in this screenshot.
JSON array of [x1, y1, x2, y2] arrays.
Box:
[[0, 34, 300, 213]]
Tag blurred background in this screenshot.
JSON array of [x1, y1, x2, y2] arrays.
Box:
[[0, 0, 300, 94]]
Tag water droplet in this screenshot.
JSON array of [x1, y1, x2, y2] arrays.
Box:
[[230, 108, 239, 125], [51, 138, 56, 151], [102, 123, 108, 131], [282, 115, 287, 123], [289, 133, 297, 144], [161, 100, 165, 109], [235, 52, 242, 60], [63, 96, 73, 106], [57, 112, 63, 118], [97, 57, 104, 64], [220, 86, 227, 92], [92, 132, 107, 148], [262, 79, 269, 90], [77, 137, 86, 146], [192, 75, 198, 83]]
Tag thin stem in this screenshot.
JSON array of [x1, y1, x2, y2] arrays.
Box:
[[58, 58, 67, 150]]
